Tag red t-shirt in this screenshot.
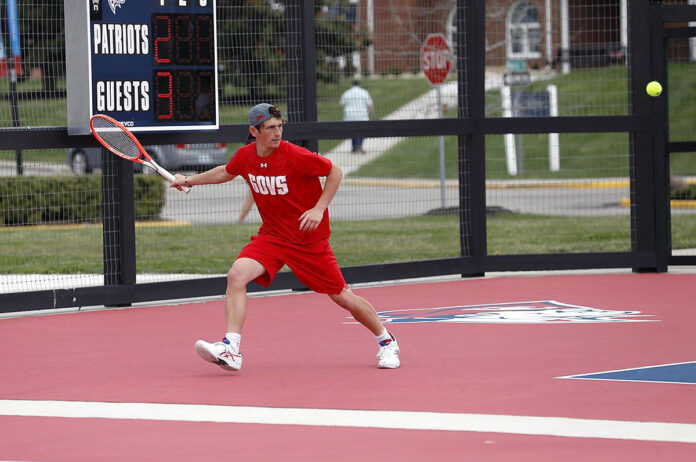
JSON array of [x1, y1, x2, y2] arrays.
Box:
[[225, 140, 334, 244]]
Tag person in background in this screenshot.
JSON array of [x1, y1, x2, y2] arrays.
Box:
[[238, 190, 254, 223], [340, 79, 374, 154]]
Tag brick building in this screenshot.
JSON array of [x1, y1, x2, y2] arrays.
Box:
[[338, 0, 630, 75]]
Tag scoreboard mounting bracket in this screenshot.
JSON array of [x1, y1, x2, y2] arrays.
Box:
[[66, 0, 219, 135]]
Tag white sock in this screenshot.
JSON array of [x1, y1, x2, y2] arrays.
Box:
[[375, 329, 391, 344], [225, 332, 241, 351]]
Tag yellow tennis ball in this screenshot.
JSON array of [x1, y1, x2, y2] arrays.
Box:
[[646, 81, 662, 97]]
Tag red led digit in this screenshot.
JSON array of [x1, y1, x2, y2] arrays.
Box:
[[175, 15, 193, 64], [196, 14, 213, 64], [176, 71, 194, 120], [155, 71, 173, 120], [153, 15, 171, 64], [196, 70, 214, 121]]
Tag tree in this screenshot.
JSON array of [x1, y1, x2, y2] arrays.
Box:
[[217, 0, 368, 101], [216, 0, 289, 102], [12, 0, 366, 99], [314, 0, 369, 83], [16, 0, 66, 94]]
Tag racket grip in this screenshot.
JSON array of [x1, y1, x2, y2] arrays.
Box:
[[160, 169, 191, 194]]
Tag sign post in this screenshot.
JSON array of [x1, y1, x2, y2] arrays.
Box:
[[501, 84, 560, 176], [420, 33, 453, 210], [6, 0, 23, 174]]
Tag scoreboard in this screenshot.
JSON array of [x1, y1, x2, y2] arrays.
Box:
[[66, 0, 218, 134]]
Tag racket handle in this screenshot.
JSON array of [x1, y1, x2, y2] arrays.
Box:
[[159, 168, 191, 194]]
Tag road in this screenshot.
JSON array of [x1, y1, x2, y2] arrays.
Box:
[[160, 177, 633, 225], [0, 160, 664, 223]]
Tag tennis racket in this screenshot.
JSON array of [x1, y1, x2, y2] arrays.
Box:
[[89, 114, 190, 193]]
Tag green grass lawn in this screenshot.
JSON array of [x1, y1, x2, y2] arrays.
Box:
[[350, 130, 634, 180], [353, 64, 696, 180], [3, 213, 695, 274]]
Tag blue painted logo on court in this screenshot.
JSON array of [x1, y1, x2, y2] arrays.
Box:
[[370, 300, 656, 324], [559, 361, 696, 385]]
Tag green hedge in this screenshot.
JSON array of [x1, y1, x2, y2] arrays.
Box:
[[0, 175, 166, 226], [671, 184, 696, 200]]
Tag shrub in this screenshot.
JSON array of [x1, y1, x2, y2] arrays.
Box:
[[0, 175, 165, 226], [671, 184, 696, 200]]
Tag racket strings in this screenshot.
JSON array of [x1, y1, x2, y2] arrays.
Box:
[[91, 117, 141, 159]]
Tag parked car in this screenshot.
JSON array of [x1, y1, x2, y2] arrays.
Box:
[[67, 143, 229, 174]]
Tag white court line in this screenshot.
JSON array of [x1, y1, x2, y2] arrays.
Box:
[[1, 400, 695, 443]]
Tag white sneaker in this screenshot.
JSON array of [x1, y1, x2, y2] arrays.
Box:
[[195, 338, 243, 371], [377, 334, 400, 369]]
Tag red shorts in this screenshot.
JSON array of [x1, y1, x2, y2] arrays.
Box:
[[237, 235, 347, 294]]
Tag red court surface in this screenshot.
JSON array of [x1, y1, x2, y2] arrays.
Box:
[[1, 272, 695, 461]]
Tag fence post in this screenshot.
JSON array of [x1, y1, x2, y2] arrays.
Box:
[[459, 0, 486, 276], [101, 148, 136, 305], [628, 0, 661, 272], [284, 0, 318, 153], [649, 6, 670, 272]]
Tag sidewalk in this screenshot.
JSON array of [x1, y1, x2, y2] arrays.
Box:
[[323, 80, 459, 175]]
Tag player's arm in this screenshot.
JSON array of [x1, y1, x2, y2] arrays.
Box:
[[172, 165, 235, 189], [238, 190, 255, 223], [299, 164, 342, 232]]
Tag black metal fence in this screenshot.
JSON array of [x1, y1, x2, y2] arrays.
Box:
[[1, 1, 694, 313]]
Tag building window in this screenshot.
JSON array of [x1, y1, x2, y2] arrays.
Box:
[[507, 1, 541, 59], [446, 7, 457, 51], [327, 0, 358, 24]]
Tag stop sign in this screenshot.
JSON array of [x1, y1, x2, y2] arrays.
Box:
[[420, 33, 452, 85]]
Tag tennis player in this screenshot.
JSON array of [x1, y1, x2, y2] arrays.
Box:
[[171, 103, 400, 370]]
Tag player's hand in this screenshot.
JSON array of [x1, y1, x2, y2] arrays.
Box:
[[299, 208, 323, 232], [169, 174, 187, 191]]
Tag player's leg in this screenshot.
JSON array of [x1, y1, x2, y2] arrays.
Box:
[[282, 242, 383, 335], [328, 287, 383, 335], [329, 288, 400, 369], [283, 240, 400, 369], [224, 257, 266, 332], [195, 257, 267, 371]]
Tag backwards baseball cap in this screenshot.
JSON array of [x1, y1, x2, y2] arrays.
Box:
[[248, 103, 276, 127]]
